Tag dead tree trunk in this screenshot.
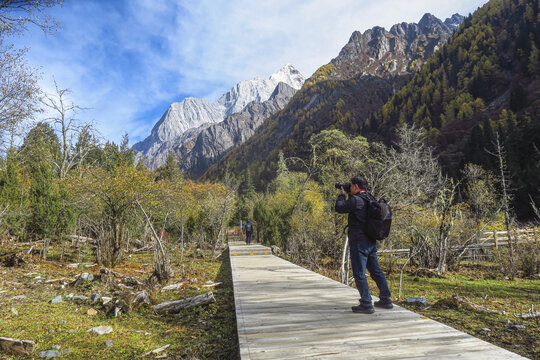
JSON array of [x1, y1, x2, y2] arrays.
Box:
[[152, 291, 215, 314], [493, 133, 515, 279], [136, 200, 172, 289]]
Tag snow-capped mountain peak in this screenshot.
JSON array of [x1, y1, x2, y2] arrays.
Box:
[[218, 64, 305, 116], [270, 63, 305, 90], [133, 64, 306, 170]]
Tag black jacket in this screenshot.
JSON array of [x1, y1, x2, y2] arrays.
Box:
[[335, 192, 367, 230]]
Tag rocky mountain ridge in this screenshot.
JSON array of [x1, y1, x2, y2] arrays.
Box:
[[204, 13, 464, 184], [133, 64, 305, 170], [176, 82, 297, 178], [317, 13, 465, 81]]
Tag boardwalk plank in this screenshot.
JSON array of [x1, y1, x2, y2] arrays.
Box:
[[230, 243, 526, 359]]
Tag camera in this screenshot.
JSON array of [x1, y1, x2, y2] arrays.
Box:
[[335, 182, 351, 193]]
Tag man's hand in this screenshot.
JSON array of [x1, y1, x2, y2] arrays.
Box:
[[340, 186, 346, 195]]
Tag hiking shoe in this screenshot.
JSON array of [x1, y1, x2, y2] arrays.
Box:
[[374, 299, 393, 309], [351, 304, 375, 314]]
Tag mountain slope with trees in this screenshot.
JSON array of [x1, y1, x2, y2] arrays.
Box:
[[366, 0, 540, 217]]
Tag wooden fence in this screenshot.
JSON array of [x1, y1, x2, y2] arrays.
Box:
[[378, 228, 538, 259]]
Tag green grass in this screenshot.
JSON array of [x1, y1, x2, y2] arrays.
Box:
[[0, 245, 239, 360], [2, 241, 537, 359]]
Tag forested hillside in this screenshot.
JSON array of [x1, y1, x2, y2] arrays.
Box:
[[368, 0, 540, 218]]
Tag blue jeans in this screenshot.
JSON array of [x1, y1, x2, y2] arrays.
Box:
[[246, 232, 252, 244], [349, 233, 391, 306]]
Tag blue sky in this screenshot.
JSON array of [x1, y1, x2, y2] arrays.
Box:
[[10, 0, 489, 145]]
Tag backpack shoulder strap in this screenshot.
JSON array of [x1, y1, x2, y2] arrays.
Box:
[[357, 192, 375, 203], [350, 193, 369, 225]]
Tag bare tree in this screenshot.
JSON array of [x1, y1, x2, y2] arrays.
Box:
[[0, 43, 40, 149], [40, 80, 94, 178], [136, 200, 172, 291], [386, 124, 446, 208], [0, 0, 64, 147], [211, 173, 237, 256], [434, 182, 459, 275], [0, 0, 63, 35], [488, 133, 516, 278]]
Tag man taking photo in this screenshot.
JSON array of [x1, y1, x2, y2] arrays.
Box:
[[335, 176, 393, 314]]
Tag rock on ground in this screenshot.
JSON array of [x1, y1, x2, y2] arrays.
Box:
[[39, 350, 62, 358], [86, 325, 113, 335], [0, 337, 35, 356], [404, 296, 428, 306]]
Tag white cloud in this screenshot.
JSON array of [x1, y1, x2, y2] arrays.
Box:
[[11, 0, 488, 144]]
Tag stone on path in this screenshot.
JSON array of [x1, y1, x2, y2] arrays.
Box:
[[80, 273, 94, 281], [133, 290, 150, 308], [86, 325, 113, 335], [10, 295, 26, 301], [50, 295, 62, 304], [101, 296, 112, 305], [39, 350, 62, 358], [72, 295, 88, 302], [104, 340, 113, 347], [504, 324, 526, 331], [71, 273, 94, 287], [90, 293, 100, 302], [87, 308, 98, 316], [404, 296, 429, 306], [0, 337, 35, 356]]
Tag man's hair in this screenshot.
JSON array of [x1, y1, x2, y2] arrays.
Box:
[[351, 176, 368, 190]]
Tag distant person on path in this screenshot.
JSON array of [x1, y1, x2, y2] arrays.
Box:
[[244, 220, 254, 245], [335, 176, 392, 314]]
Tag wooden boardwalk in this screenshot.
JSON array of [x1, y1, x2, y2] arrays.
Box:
[[229, 241, 527, 360]]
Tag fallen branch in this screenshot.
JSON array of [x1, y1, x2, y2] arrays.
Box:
[[45, 277, 73, 284], [9, 240, 44, 246], [100, 268, 144, 287], [453, 295, 504, 314], [453, 295, 540, 318], [520, 312, 540, 319], [161, 282, 188, 292], [202, 282, 222, 288], [152, 291, 215, 314], [129, 245, 153, 253], [141, 344, 170, 357]]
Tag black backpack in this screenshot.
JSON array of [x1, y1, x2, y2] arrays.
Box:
[[245, 223, 253, 232], [358, 193, 392, 241]]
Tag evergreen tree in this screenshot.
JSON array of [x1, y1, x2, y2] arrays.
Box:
[[156, 152, 182, 181], [103, 133, 134, 171], [20, 122, 61, 171], [0, 150, 26, 236], [528, 42, 540, 77], [240, 169, 256, 200], [28, 159, 60, 239]]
